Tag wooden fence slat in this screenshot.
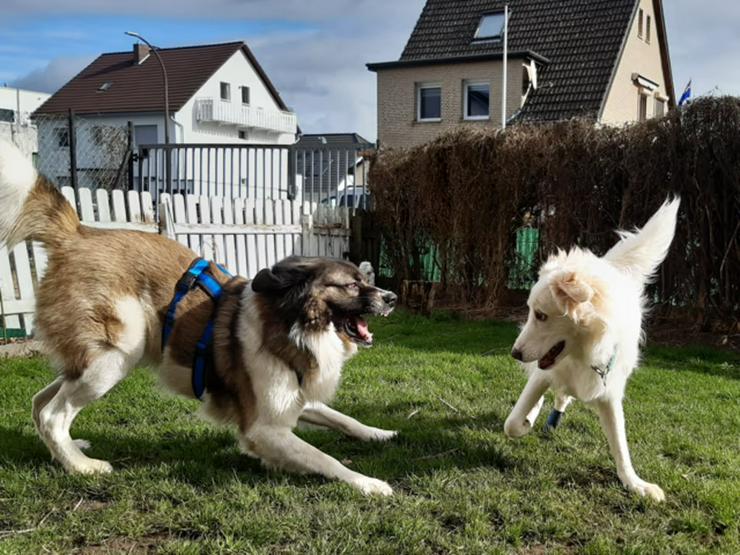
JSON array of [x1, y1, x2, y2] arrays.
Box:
[[112, 190, 127, 222], [274, 199, 285, 263], [199, 196, 214, 261], [233, 198, 248, 277], [61, 186, 76, 208], [141, 192, 155, 224], [96, 189, 111, 222], [11, 242, 35, 333], [222, 197, 238, 274], [79, 188, 95, 222], [127, 191, 142, 223], [245, 199, 259, 276], [0, 246, 21, 330], [186, 194, 201, 255], [172, 194, 189, 248], [211, 197, 226, 268]]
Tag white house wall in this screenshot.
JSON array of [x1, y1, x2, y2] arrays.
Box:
[[176, 49, 297, 146]]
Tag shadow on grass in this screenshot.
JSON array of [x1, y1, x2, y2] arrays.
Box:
[[0, 405, 520, 490]]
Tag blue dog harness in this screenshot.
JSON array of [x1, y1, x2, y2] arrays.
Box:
[[162, 258, 232, 400]]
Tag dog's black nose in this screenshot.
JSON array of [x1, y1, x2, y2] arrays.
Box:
[[383, 291, 397, 307], [511, 348, 523, 361]]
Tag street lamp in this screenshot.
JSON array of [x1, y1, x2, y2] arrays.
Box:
[[124, 31, 170, 146]]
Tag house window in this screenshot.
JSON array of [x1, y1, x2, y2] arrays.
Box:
[[241, 86, 250, 105], [417, 84, 441, 121], [238, 130, 248, 140], [646, 15, 652, 43], [474, 13, 505, 40], [220, 82, 231, 101], [134, 125, 158, 147], [638, 93, 648, 122], [0, 108, 15, 123], [55, 128, 70, 148], [654, 97, 665, 118], [638, 8, 644, 38], [464, 81, 490, 120]]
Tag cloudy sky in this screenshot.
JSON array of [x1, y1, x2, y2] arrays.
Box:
[[2, 1, 737, 140]]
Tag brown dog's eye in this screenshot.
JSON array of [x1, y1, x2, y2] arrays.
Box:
[[534, 310, 548, 322]]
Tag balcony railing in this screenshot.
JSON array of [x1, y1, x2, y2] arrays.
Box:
[[194, 98, 297, 135]]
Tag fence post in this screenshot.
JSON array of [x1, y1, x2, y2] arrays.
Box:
[[127, 121, 134, 190], [67, 108, 78, 192]]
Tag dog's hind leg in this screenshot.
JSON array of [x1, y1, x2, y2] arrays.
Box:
[[36, 349, 134, 474], [299, 402, 397, 442], [596, 398, 665, 501], [504, 374, 549, 438]]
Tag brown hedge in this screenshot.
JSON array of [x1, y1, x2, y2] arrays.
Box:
[[369, 96, 740, 324]]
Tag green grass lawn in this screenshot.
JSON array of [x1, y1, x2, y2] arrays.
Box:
[[0, 311, 738, 554]]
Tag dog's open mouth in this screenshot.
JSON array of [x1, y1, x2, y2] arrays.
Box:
[[538, 341, 565, 370], [336, 315, 374, 347]]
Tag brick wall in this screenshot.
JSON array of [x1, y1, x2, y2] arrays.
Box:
[[376, 60, 524, 149]]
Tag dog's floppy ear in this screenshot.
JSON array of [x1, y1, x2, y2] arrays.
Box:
[[251, 257, 314, 295], [550, 271, 594, 319], [251, 268, 284, 293]]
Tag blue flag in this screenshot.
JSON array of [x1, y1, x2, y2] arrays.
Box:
[[679, 80, 692, 106]]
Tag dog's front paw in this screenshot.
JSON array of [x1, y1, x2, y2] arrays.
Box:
[[68, 458, 113, 475], [351, 476, 393, 496], [627, 480, 665, 502], [362, 428, 398, 442]]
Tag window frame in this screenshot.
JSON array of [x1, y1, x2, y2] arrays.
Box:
[[654, 96, 665, 118], [416, 83, 442, 122], [473, 12, 506, 41], [220, 81, 231, 102], [646, 15, 652, 43], [241, 86, 250, 105], [464, 80, 491, 121], [638, 8, 644, 39], [638, 92, 649, 122]]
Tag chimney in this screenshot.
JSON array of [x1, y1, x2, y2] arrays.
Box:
[[133, 43, 150, 64]]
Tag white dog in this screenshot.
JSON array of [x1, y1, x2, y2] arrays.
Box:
[[505, 198, 680, 501]]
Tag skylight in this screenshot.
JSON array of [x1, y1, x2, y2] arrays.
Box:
[[98, 82, 113, 92], [474, 12, 506, 40]]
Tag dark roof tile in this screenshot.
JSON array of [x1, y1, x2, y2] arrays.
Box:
[[34, 41, 289, 116]]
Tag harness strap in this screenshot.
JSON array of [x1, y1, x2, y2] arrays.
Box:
[[162, 258, 233, 401], [162, 259, 210, 350]]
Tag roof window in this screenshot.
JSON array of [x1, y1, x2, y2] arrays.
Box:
[[474, 12, 506, 40], [98, 82, 113, 92]]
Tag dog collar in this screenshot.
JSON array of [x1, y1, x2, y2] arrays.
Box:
[[591, 348, 617, 385]]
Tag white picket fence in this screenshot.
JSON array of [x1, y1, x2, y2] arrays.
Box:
[[0, 186, 350, 335]]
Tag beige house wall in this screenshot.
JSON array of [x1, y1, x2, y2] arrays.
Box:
[[376, 60, 524, 149], [601, 0, 671, 125]]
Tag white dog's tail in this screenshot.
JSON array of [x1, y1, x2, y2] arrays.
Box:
[[604, 197, 680, 281], [0, 140, 79, 249]]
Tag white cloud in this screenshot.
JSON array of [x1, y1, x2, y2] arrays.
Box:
[[12, 56, 94, 93]]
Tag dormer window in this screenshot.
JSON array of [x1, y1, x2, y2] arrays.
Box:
[[474, 12, 506, 40]]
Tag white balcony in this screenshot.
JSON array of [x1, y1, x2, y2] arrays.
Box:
[[194, 98, 297, 135]]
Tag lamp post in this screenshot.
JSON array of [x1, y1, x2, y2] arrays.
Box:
[[125, 31, 170, 145]]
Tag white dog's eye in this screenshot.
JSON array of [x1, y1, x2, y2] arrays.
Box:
[[534, 310, 548, 322]]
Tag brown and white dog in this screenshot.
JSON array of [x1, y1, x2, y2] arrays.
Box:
[[0, 140, 398, 496]]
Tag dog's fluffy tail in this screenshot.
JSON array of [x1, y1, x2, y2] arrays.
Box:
[[0, 140, 79, 249], [604, 197, 680, 281]]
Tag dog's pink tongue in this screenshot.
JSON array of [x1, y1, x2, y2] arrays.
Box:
[[356, 317, 373, 342]]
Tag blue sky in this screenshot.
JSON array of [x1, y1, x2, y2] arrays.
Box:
[[2, 1, 737, 140]]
